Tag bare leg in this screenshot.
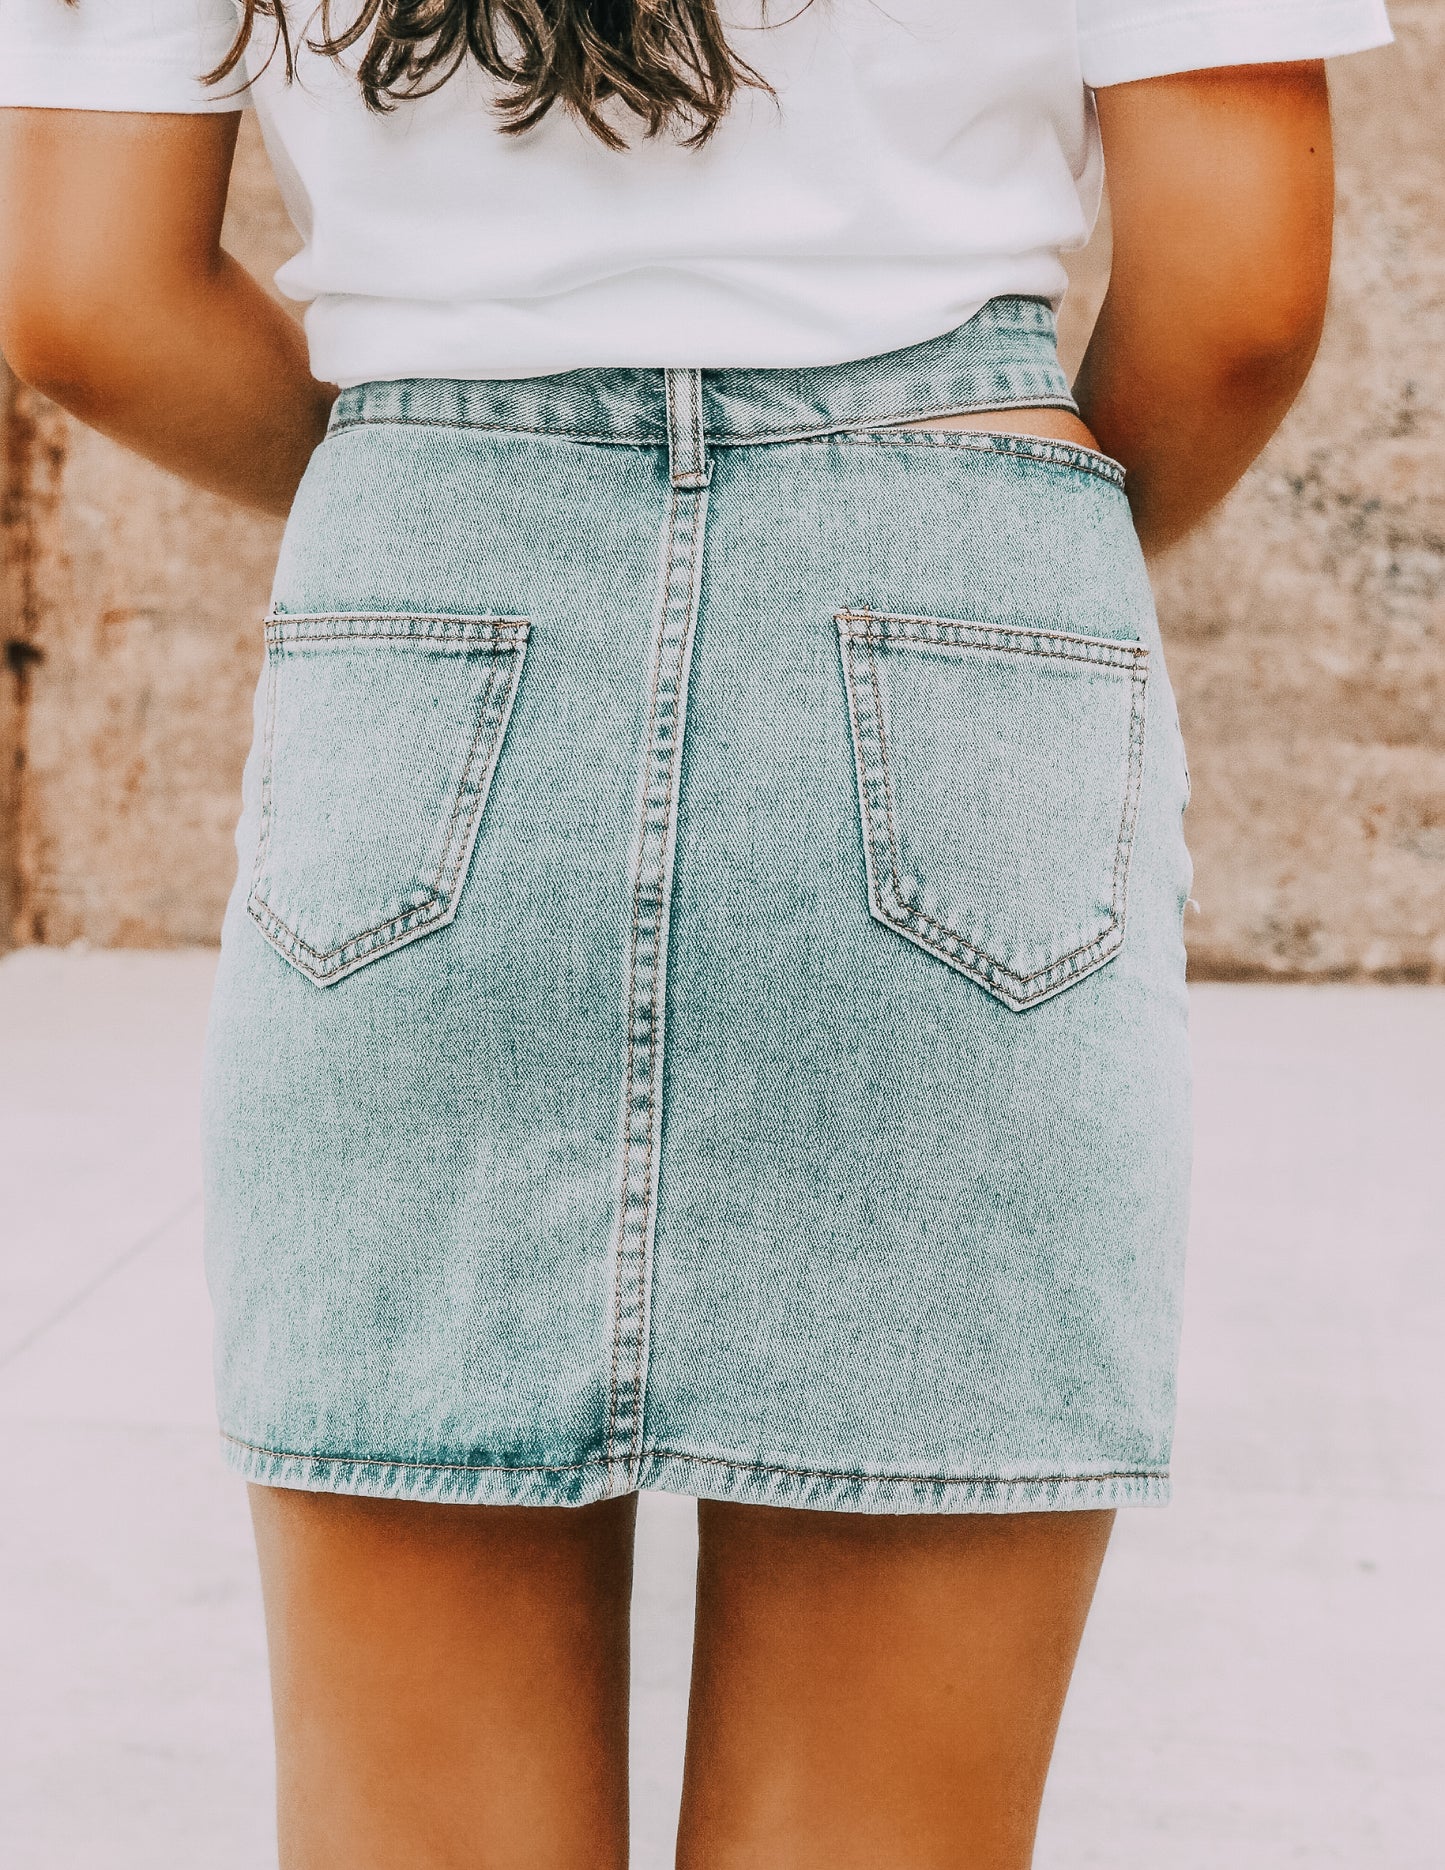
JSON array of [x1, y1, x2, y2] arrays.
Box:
[[677, 1503, 1113, 1870], [248, 1485, 637, 1870]]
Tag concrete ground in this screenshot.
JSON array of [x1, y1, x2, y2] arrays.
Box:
[[0, 951, 1440, 1869]]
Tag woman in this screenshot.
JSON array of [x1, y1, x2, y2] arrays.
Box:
[[0, 2, 1391, 1865]]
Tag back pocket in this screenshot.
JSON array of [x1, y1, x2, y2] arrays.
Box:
[[836, 610, 1148, 1011], [248, 611, 530, 985]]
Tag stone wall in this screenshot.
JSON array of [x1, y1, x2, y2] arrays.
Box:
[[2, 16, 1442, 972]]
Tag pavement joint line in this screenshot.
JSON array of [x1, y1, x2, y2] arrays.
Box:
[[0, 1189, 204, 1374]]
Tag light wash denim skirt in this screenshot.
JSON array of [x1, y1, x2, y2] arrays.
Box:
[[201, 297, 1194, 1514]]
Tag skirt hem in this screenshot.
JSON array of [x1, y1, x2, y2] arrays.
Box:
[[221, 1432, 1170, 1514]]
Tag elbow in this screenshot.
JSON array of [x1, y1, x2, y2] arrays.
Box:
[[0, 301, 111, 404], [1214, 279, 1330, 409], [3, 277, 202, 416], [1226, 329, 1326, 407]]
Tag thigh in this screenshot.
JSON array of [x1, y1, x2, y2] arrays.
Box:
[[248, 1485, 637, 1870], [677, 1502, 1114, 1870]]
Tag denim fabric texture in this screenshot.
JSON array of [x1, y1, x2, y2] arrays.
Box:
[[201, 297, 1195, 1513]]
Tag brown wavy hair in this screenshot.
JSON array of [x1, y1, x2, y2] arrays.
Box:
[[197, 0, 776, 149]]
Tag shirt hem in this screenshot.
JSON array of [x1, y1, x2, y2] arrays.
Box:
[[311, 292, 1072, 385]]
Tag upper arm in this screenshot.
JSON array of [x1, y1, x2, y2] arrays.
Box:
[[0, 107, 240, 386], [1093, 64, 1335, 366]]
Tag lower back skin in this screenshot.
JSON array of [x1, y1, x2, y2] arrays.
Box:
[[888, 406, 1104, 452]]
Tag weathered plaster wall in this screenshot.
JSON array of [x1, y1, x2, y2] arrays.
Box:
[[1, 20, 1441, 971]]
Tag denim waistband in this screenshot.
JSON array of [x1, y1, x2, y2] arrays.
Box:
[[328, 297, 1076, 489]]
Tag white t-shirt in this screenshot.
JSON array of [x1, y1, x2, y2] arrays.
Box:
[[0, 0, 1392, 384]]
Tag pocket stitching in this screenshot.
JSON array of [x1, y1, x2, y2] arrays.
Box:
[[249, 658, 505, 972], [246, 613, 529, 981], [836, 610, 1149, 1008], [264, 610, 530, 646], [837, 610, 1148, 668]]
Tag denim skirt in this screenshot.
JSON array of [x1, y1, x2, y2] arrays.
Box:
[[201, 296, 1194, 1514]]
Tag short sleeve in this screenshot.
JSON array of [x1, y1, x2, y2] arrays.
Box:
[[0, 0, 245, 112], [1078, 0, 1393, 88]]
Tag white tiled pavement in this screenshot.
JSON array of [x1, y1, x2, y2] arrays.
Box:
[[1, 950, 1441, 1868]]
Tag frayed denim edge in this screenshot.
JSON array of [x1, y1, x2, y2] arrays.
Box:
[[221, 1433, 1170, 1513]]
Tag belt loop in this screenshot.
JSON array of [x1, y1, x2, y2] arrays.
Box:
[[664, 368, 711, 489]]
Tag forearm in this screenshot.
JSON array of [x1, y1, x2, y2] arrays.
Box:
[[6, 254, 334, 518]]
